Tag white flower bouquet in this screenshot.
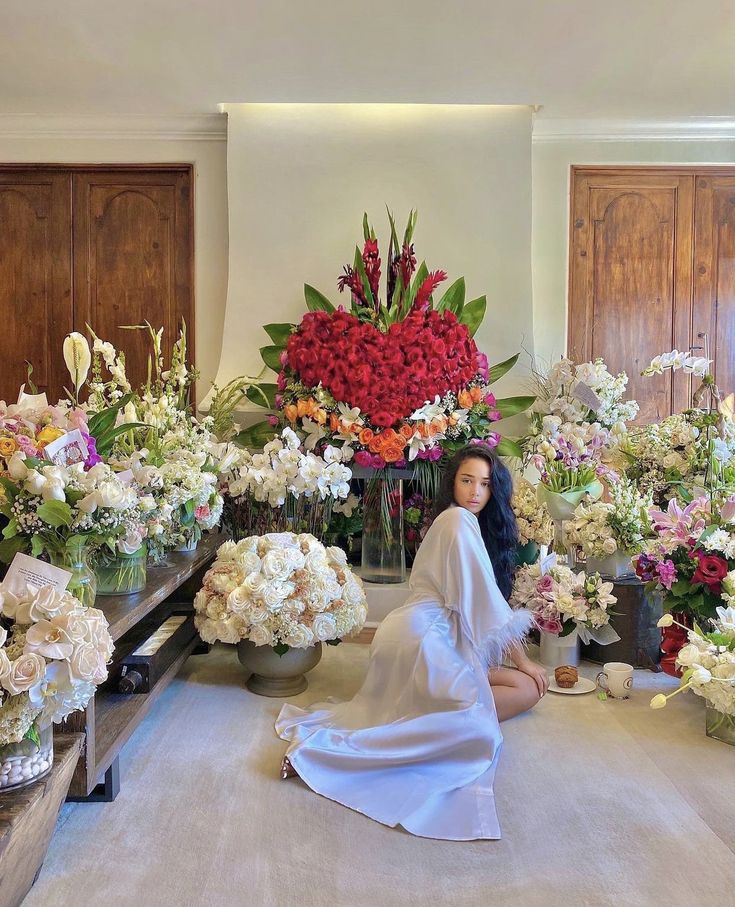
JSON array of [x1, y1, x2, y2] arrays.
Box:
[[194, 534, 367, 652], [532, 357, 639, 431], [567, 477, 653, 559], [510, 558, 617, 642], [651, 609, 735, 742], [0, 581, 114, 787], [223, 428, 352, 539], [511, 479, 553, 548]]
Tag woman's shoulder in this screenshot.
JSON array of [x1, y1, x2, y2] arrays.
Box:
[[431, 505, 478, 533]]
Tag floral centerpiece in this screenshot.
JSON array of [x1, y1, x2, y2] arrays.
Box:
[[0, 581, 113, 789], [633, 495, 735, 624], [525, 357, 638, 552], [222, 428, 352, 540], [650, 609, 735, 745], [0, 454, 147, 605], [511, 478, 553, 563], [194, 534, 367, 695], [566, 476, 653, 575], [621, 349, 735, 505], [511, 558, 618, 640], [511, 556, 619, 667], [239, 210, 533, 466], [87, 324, 224, 557]]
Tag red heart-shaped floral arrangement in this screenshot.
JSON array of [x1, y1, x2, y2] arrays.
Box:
[[285, 308, 480, 427]]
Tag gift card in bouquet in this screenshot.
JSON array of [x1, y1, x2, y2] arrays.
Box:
[[43, 429, 89, 467], [3, 553, 72, 594], [570, 380, 602, 413]]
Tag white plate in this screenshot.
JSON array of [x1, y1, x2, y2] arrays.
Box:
[[547, 675, 597, 695]]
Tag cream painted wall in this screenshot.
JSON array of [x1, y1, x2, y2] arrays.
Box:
[[215, 104, 535, 409], [531, 138, 735, 368], [0, 130, 229, 402]]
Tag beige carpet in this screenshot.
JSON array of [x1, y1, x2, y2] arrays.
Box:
[[24, 644, 735, 907]]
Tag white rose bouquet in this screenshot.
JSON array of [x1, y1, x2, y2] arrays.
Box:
[[511, 557, 618, 642], [0, 454, 148, 595], [0, 581, 114, 788], [194, 534, 367, 652], [511, 479, 553, 548]]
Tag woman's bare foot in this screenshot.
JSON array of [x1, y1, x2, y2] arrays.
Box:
[[280, 756, 298, 779]]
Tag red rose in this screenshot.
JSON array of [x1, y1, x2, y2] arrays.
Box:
[[692, 552, 729, 591]]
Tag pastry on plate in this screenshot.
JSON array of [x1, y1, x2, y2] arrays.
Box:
[[554, 665, 579, 688]]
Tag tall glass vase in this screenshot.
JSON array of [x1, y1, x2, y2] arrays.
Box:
[[95, 545, 147, 595], [49, 539, 97, 607], [361, 475, 406, 584], [705, 707, 735, 746]]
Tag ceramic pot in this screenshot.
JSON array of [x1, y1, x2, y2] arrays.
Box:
[[237, 640, 323, 697]]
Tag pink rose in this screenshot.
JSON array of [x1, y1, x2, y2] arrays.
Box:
[[535, 616, 563, 634], [536, 574, 554, 596]]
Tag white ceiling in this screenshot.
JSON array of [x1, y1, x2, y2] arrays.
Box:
[[2, 0, 735, 120]]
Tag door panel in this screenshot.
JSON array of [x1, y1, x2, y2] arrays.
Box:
[[569, 170, 694, 422], [693, 175, 735, 402], [0, 171, 72, 402], [72, 169, 193, 393]]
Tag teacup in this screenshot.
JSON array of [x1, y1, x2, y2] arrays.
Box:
[[596, 662, 634, 699]]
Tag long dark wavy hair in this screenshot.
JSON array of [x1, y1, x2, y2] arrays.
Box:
[[433, 443, 518, 600]]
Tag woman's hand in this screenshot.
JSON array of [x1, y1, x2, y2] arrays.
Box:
[[515, 657, 549, 699]]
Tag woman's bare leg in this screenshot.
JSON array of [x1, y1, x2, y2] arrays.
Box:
[[488, 667, 542, 721]]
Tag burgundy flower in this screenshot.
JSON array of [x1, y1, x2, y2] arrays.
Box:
[[692, 552, 729, 592]]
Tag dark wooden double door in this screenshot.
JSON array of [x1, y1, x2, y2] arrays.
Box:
[[0, 165, 193, 404], [569, 167, 735, 423]]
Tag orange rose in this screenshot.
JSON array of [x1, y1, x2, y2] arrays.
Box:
[[284, 404, 298, 423], [0, 436, 18, 458], [399, 423, 415, 440], [417, 423, 431, 439], [382, 445, 406, 464], [378, 429, 400, 446], [330, 413, 340, 432], [458, 389, 474, 409], [368, 433, 384, 453], [432, 416, 448, 434], [358, 428, 374, 446], [470, 386, 483, 404]]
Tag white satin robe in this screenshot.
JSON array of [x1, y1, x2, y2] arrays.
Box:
[[275, 505, 535, 840]]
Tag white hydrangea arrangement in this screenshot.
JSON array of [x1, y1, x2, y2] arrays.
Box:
[[567, 477, 653, 558], [510, 558, 617, 641], [194, 534, 368, 651], [650, 609, 735, 718], [511, 479, 553, 547], [0, 582, 114, 745]]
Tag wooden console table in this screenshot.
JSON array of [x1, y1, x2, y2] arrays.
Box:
[[0, 733, 84, 907], [62, 533, 221, 801]]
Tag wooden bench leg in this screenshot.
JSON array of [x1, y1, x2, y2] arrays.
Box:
[[67, 757, 120, 803]]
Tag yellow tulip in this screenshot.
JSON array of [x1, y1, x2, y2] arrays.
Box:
[[650, 694, 668, 710]]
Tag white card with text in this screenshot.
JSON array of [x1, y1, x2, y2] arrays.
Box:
[[3, 553, 72, 594]]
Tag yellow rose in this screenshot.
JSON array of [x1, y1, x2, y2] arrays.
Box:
[[36, 426, 66, 448], [0, 436, 18, 458]]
